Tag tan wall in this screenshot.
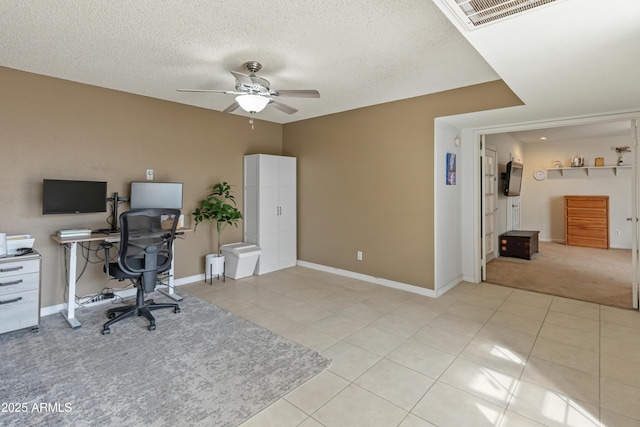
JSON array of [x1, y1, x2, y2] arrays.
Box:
[[0, 67, 282, 307], [0, 66, 520, 307], [283, 81, 522, 290]]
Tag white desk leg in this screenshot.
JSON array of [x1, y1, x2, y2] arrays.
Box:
[[60, 241, 81, 329], [159, 240, 182, 302]]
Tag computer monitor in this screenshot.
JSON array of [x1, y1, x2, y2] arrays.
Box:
[[42, 179, 107, 214], [129, 182, 183, 210]]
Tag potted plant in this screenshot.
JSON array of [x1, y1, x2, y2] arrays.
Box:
[[615, 146, 631, 166], [193, 182, 243, 278]]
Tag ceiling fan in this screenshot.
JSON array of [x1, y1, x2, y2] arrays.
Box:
[[177, 61, 320, 115]]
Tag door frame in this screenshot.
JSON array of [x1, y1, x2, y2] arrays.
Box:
[[467, 112, 640, 309]]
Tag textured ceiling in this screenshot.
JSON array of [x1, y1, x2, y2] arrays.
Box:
[[0, 0, 499, 124], [508, 120, 633, 144], [1, 0, 639, 134]]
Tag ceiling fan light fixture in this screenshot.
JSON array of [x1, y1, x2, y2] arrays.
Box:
[[236, 94, 269, 113]]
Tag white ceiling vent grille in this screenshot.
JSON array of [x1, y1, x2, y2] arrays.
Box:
[[444, 0, 562, 30]]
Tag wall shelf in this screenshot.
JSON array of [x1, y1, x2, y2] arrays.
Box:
[[547, 166, 631, 176]]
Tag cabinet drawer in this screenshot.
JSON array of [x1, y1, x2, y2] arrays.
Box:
[[567, 217, 607, 227], [565, 198, 608, 209], [0, 289, 39, 334], [0, 259, 39, 278], [566, 207, 607, 218], [567, 226, 607, 238], [566, 235, 608, 249], [0, 272, 40, 296]]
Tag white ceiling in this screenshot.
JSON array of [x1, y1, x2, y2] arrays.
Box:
[[1, 0, 639, 132], [507, 120, 634, 144]]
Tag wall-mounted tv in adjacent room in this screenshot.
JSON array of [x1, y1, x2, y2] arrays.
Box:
[[42, 179, 108, 214], [503, 161, 523, 197], [130, 181, 183, 210]]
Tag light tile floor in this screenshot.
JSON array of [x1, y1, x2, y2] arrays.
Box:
[[182, 267, 640, 427]]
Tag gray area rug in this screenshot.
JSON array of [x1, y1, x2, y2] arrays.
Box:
[[0, 293, 331, 426]]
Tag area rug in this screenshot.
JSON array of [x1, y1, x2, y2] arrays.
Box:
[[0, 293, 331, 426]]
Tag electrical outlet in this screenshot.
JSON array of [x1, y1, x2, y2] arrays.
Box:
[[616, 229, 621, 236], [357, 251, 363, 261], [146, 169, 154, 180]]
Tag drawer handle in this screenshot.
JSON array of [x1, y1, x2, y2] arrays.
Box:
[[0, 266, 23, 273], [0, 296, 22, 305], [0, 279, 22, 287]]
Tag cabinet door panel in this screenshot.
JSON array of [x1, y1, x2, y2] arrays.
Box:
[[244, 187, 259, 237], [278, 229, 297, 267], [279, 185, 296, 233], [256, 233, 279, 273], [278, 157, 296, 187], [260, 187, 279, 234], [260, 155, 279, 188]]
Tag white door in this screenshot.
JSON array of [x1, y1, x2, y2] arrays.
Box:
[[633, 119, 639, 309], [485, 145, 498, 262], [480, 136, 487, 280], [506, 196, 521, 231]]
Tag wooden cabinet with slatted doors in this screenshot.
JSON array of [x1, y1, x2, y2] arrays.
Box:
[[564, 195, 609, 249]]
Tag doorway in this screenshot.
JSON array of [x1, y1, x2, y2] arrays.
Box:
[[474, 115, 640, 309]]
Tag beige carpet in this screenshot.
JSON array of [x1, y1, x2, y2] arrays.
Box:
[[486, 241, 633, 309]]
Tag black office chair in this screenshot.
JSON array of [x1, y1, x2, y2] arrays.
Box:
[[102, 208, 181, 335]]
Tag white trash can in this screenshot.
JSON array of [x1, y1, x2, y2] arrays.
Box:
[[220, 243, 261, 280]]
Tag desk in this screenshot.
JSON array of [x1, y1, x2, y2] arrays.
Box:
[[51, 229, 191, 329]]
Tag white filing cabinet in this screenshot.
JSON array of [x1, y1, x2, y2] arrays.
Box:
[[0, 252, 41, 334], [244, 154, 297, 275]]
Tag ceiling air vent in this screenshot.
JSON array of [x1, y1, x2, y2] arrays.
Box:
[[444, 0, 562, 30]]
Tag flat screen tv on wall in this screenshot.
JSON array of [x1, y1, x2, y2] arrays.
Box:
[[42, 179, 108, 214], [503, 161, 523, 197]]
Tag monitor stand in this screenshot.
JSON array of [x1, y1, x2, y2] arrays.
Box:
[[106, 192, 129, 233]]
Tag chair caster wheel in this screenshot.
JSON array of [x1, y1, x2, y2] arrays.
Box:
[[174, 307, 180, 314], [149, 324, 156, 331], [102, 328, 110, 335]]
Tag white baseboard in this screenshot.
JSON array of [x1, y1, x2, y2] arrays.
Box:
[[462, 274, 476, 283], [40, 274, 203, 318], [296, 260, 463, 299], [436, 275, 464, 297]]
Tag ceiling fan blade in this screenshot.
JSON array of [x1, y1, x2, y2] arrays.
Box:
[[269, 100, 298, 115], [273, 89, 320, 98], [177, 89, 243, 95], [231, 71, 253, 86], [223, 102, 240, 113]]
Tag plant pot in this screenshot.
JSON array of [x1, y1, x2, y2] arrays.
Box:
[[205, 254, 225, 281]]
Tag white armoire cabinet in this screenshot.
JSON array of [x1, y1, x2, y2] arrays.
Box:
[[244, 154, 297, 275]]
